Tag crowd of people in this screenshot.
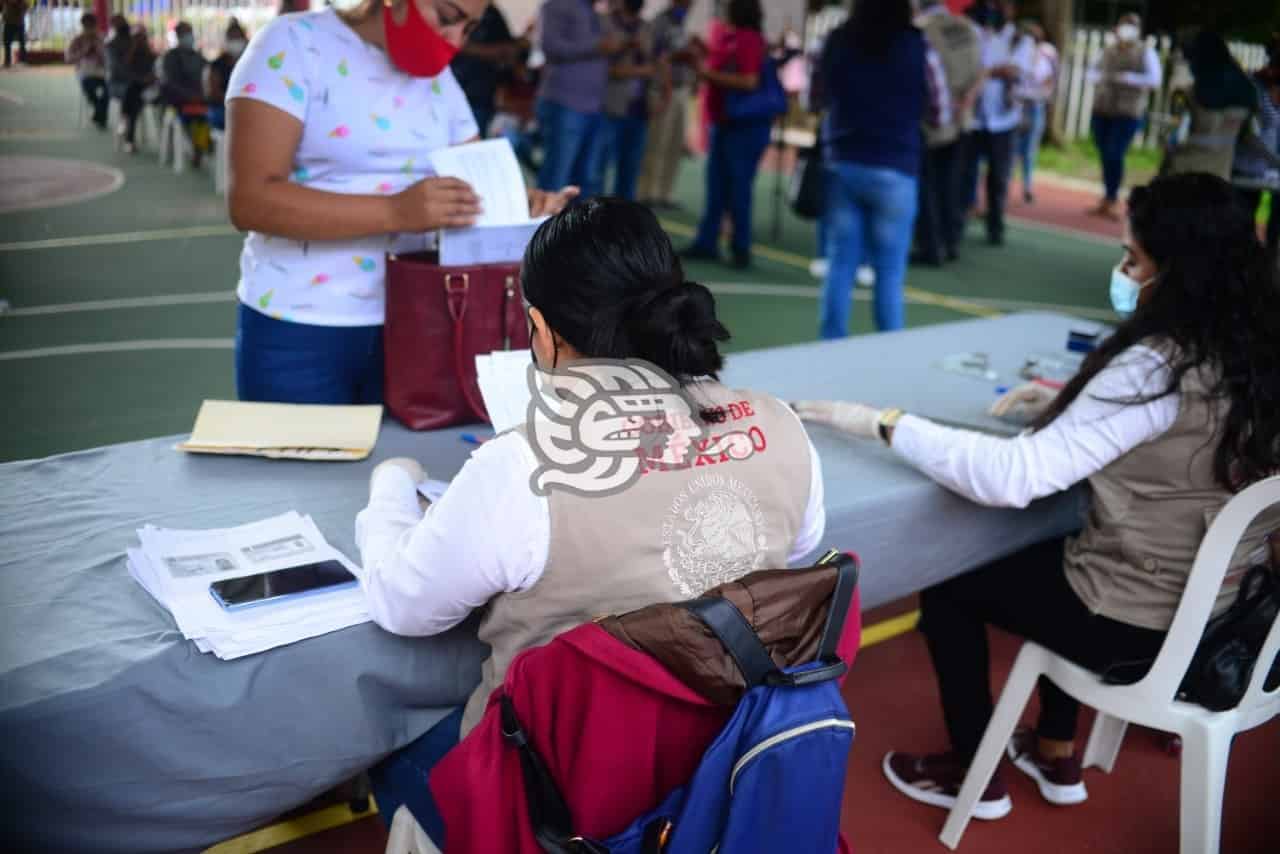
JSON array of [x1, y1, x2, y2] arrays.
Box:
[[31, 0, 1280, 845], [63, 12, 249, 155]]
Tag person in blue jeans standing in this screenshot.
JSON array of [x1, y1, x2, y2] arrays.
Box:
[[536, 0, 630, 197], [813, 0, 945, 338], [1086, 14, 1160, 220], [597, 0, 661, 200], [682, 0, 772, 269]]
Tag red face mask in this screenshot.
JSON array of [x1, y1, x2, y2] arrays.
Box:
[[383, 0, 459, 78]]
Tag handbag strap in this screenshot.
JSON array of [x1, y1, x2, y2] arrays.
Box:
[[501, 694, 611, 854], [445, 272, 493, 423]]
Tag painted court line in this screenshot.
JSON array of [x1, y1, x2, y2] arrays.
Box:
[[3, 291, 235, 317], [0, 338, 234, 361], [1, 285, 1110, 324], [0, 224, 238, 253]]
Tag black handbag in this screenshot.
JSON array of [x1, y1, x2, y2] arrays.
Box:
[[1177, 563, 1280, 710], [788, 135, 826, 221]]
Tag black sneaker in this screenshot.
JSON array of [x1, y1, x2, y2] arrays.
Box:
[[882, 751, 1012, 820], [1006, 728, 1088, 805], [729, 251, 751, 270]]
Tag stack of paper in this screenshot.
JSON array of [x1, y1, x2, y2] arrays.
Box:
[[126, 512, 369, 659], [177, 400, 383, 461], [474, 349, 536, 433], [428, 139, 549, 266]]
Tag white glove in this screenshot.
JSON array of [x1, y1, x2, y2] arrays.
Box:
[[989, 382, 1056, 419], [370, 457, 426, 492], [792, 400, 882, 441]]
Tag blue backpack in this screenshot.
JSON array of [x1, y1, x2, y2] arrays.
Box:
[[501, 554, 859, 854]]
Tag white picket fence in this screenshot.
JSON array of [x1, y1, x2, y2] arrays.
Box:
[[1053, 28, 1269, 148], [801, 11, 1267, 149], [26, 0, 293, 55]]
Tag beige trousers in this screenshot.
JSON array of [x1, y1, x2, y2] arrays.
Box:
[[636, 86, 692, 204]]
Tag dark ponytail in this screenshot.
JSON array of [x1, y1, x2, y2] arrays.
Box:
[[521, 198, 730, 383]]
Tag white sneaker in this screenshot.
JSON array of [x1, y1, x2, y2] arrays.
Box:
[[855, 266, 876, 288], [809, 258, 829, 279]]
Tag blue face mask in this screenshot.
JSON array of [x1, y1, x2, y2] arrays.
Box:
[[1109, 266, 1154, 317], [670, 6, 688, 23]]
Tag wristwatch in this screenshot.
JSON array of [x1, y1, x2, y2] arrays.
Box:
[[877, 408, 905, 445]]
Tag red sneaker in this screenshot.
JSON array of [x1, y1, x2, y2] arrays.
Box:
[[882, 751, 1012, 820], [1006, 728, 1088, 805]]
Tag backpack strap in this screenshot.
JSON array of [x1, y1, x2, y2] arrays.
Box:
[[500, 694, 610, 854], [817, 552, 860, 663], [678, 596, 779, 688]]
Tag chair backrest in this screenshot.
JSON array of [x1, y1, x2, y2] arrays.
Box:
[[1128, 474, 1280, 711]]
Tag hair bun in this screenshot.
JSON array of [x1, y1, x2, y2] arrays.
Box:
[[624, 281, 729, 380]]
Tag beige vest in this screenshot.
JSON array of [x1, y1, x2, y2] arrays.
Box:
[[461, 382, 813, 733], [920, 12, 983, 146], [1064, 356, 1279, 631], [1164, 98, 1250, 180], [1093, 42, 1150, 119]]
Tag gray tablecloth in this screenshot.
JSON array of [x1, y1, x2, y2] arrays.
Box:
[[0, 312, 1089, 853]]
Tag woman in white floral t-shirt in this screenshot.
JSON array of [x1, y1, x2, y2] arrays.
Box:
[[227, 0, 575, 404]]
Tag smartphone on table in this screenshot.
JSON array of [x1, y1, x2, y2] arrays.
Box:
[[209, 559, 358, 612]]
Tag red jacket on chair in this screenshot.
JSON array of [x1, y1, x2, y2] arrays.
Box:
[[431, 567, 861, 853]]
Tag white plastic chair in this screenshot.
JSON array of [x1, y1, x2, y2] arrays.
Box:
[[210, 127, 228, 196], [384, 805, 443, 854], [157, 107, 191, 174], [940, 475, 1280, 854], [108, 98, 124, 151], [137, 102, 162, 152]]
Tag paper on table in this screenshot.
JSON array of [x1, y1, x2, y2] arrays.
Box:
[[128, 512, 371, 659], [178, 400, 383, 461], [417, 479, 450, 503], [474, 350, 535, 434], [427, 139, 548, 265]]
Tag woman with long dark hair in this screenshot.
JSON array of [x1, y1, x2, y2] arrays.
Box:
[[812, 0, 939, 337], [356, 198, 826, 843], [682, 0, 772, 268], [795, 172, 1280, 818]]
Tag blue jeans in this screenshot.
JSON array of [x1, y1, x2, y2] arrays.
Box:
[[691, 119, 773, 257], [536, 99, 605, 196], [1017, 101, 1046, 194], [598, 114, 649, 201], [819, 161, 918, 338], [816, 209, 832, 260], [370, 707, 463, 846], [1091, 114, 1142, 202], [235, 303, 384, 404]]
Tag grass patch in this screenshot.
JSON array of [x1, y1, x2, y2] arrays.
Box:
[[1037, 137, 1163, 186]]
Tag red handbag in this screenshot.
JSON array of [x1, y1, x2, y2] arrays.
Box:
[[384, 251, 530, 430]]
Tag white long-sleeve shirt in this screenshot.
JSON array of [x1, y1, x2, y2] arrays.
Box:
[[975, 26, 1037, 134], [892, 344, 1179, 509], [1087, 43, 1162, 91], [355, 430, 827, 637]]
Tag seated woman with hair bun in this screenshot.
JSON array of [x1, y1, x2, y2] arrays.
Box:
[[354, 198, 827, 843]]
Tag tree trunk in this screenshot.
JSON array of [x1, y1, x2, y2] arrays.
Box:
[[1040, 0, 1076, 144]]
